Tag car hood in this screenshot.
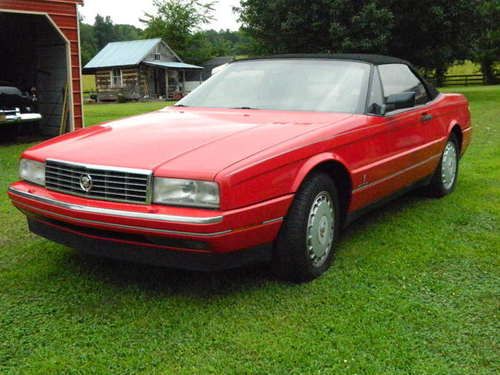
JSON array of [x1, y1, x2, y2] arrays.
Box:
[[0, 92, 31, 109], [25, 107, 352, 180]]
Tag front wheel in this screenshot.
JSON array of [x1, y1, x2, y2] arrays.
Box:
[[426, 134, 460, 197], [272, 173, 340, 283]]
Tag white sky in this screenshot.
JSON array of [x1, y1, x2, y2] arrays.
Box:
[[79, 0, 241, 31]]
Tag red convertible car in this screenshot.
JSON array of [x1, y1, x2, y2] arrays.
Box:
[[8, 55, 471, 282]]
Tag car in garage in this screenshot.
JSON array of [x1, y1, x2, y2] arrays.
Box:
[[8, 54, 472, 282], [0, 83, 42, 139]]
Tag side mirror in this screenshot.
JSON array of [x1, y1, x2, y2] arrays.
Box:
[[382, 92, 416, 114]]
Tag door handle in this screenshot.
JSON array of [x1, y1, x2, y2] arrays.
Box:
[[421, 113, 433, 122]]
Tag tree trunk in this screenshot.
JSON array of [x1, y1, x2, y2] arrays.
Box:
[[435, 66, 447, 87], [481, 60, 497, 85]]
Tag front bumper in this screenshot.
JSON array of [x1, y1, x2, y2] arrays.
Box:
[[28, 218, 273, 271], [8, 182, 293, 268], [0, 111, 41, 125]]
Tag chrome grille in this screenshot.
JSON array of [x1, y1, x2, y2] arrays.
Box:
[[45, 160, 152, 204]]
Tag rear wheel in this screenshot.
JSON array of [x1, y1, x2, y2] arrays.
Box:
[[427, 134, 460, 197], [272, 173, 340, 283]]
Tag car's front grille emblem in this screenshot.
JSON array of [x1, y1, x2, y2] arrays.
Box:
[[79, 174, 93, 192]]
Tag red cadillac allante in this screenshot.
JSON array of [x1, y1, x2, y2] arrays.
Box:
[[8, 55, 471, 282]]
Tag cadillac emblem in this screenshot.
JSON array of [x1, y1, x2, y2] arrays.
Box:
[[79, 174, 93, 192]]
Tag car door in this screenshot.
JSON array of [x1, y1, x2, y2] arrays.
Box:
[[349, 63, 438, 211]]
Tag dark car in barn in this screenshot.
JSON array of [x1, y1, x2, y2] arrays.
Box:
[[0, 83, 41, 139]]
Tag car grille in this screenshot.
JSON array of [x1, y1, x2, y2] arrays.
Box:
[[45, 160, 152, 204]]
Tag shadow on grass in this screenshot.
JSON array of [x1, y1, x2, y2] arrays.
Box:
[[341, 189, 431, 240], [67, 251, 277, 297], [58, 188, 433, 296]]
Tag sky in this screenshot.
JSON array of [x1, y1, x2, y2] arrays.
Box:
[[79, 0, 241, 31]]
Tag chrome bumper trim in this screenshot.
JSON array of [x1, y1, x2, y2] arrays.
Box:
[[8, 187, 223, 225], [13, 201, 231, 238]]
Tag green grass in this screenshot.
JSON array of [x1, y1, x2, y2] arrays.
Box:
[[0, 87, 499, 374], [447, 61, 481, 75], [84, 102, 172, 126]]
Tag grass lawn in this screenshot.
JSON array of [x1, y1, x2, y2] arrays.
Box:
[[0, 87, 499, 374], [84, 102, 172, 127]]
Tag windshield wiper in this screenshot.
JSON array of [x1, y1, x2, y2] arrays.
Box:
[[174, 104, 189, 107], [231, 106, 259, 110]]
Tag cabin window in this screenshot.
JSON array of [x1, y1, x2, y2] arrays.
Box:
[[111, 69, 122, 87], [154, 53, 161, 60]]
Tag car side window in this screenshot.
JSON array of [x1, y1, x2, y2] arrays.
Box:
[[379, 64, 429, 106]]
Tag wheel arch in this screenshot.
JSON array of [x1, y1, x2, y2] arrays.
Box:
[[448, 122, 463, 154], [292, 154, 352, 223]]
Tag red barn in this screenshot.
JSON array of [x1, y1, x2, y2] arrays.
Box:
[[0, 0, 84, 135]]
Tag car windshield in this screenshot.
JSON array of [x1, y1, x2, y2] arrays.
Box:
[[177, 59, 371, 113], [0, 86, 23, 96]]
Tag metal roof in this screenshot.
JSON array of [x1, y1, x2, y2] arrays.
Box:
[[84, 38, 162, 70], [143, 61, 203, 70]]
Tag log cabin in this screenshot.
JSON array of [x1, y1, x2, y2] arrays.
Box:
[[83, 38, 203, 101]]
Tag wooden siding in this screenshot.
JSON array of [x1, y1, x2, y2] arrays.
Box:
[[0, 0, 83, 130], [95, 68, 140, 91]]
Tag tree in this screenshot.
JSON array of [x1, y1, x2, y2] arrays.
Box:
[[380, 0, 480, 85], [141, 0, 216, 62], [238, 0, 481, 82], [79, 16, 144, 66], [472, 0, 500, 84], [237, 0, 393, 54], [114, 24, 143, 42], [202, 29, 260, 56], [94, 15, 116, 51], [79, 18, 98, 66]]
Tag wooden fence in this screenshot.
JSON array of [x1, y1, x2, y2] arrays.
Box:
[[425, 73, 500, 87]]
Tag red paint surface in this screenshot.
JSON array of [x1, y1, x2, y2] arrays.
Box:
[[0, 0, 83, 129], [9, 93, 471, 253]]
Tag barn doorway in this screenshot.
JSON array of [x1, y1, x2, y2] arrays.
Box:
[[0, 11, 72, 138]]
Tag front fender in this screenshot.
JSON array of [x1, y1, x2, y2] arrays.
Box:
[[291, 152, 350, 192]]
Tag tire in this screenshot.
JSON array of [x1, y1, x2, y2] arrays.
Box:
[[272, 173, 340, 283], [426, 134, 460, 197]]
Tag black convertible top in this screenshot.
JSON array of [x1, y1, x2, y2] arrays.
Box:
[[238, 53, 411, 66]]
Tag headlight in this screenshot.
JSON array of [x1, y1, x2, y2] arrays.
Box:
[[19, 158, 45, 186], [153, 178, 220, 208]]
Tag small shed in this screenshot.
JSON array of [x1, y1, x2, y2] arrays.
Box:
[[83, 39, 203, 101], [202, 56, 235, 80], [0, 0, 84, 135]]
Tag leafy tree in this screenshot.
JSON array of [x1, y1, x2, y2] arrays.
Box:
[[94, 15, 116, 51], [380, 0, 479, 85], [114, 24, 143, 42], [79, 20, 98, 66], [202, 29, 260, 56], [141, 0, 216, 62], [472, 0, 500, 84], [79, 16, 144, 66], [237, 0, 393, 54], [238, 0, 481, 83]]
